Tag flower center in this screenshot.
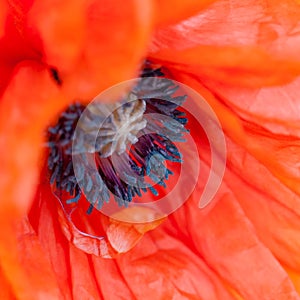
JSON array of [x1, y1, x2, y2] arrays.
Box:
[[97, 98, 147, 157], [47, 64, 188, 213]]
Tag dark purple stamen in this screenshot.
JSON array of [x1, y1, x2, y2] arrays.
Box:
[[47, 63, 188, 213]]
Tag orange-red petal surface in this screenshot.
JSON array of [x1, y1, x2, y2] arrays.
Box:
[[229, 162, 300, 273], [0, 1, 7, 38], [0, 217, 62, 299], [163, 69, 300, 298], [197, 77, 300, 137], [114, 233, 235, 299], [1, 0, 300, 298], [0, 62, 70, 299], [149, 0, 300, 87], [0, 61, 67, 217], [0, 265, 14, 300], [0, 0, 42, 94], [29, 180, 236, 299], [29, 0, 154, 100], [28, 0, 87, 71], [153, 0, 216, 27], [201, 82, 300, 197], [175, 170, 300, 299], [172, 71, 300, 199]]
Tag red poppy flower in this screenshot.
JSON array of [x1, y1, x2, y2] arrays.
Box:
[[1, 1, 300, 299]]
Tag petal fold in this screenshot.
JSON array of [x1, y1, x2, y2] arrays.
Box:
[[29, 0, 154, 100], [149, 0, 300, 87]]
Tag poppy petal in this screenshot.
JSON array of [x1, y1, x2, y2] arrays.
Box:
[[0, 265, 14, 299], [0, 1, 42, 94], [30, 188, 73, 298], [69, 245, 103, 299], [196, 77, 300, 137], [92, 257, 135, 299], [169, 68, 300, 285], [28, 0, 87, 71], [225, 135, 300, 217], [105, 233, 235, 299], [0, 61, 67, 218], [225, 137, 300, 272], [173, 71, 300, 200], [29, 183, 167, 298], [0, 218, 61, 299], [149, 0, 300, 87], [186, 182, 299, 299], [107, 207, 165, 253], [0, 61, 73, 298], [153, 0, 216, 27], [0, 1, 7, 38], [31, 172, 164, 258], [196, 78, 300, 197], [287, 267, 300, 295], [244, 120, 300, 199], [145, 101, 299, 299], [29, 0, 154, 100]]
